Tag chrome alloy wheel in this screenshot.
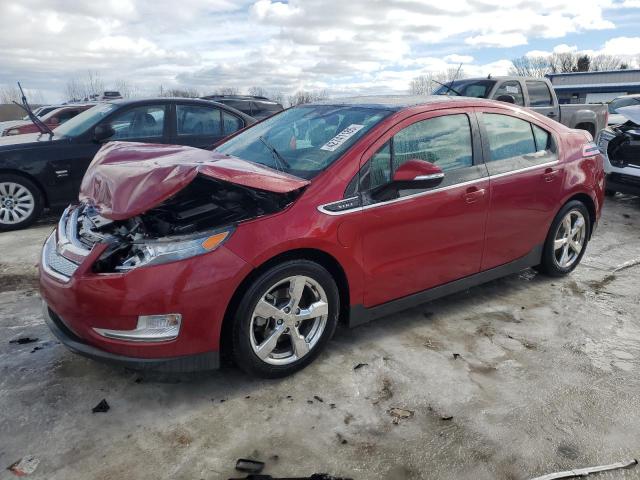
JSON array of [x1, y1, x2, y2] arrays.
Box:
[[0, 182, 35, 225], [249, 275, 329, 365], [553, 209, 587, 269]]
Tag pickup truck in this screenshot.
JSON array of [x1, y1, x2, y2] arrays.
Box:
[[434, 76, 608, 137]]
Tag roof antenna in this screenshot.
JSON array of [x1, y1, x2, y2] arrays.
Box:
[[487, 73, 492, 79]]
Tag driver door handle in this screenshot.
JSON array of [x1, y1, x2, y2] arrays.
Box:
[[462, 186, 486, 204], [543, 167, 560, 182]]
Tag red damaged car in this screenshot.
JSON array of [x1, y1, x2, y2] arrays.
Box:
[[39, 96, 604, 377]]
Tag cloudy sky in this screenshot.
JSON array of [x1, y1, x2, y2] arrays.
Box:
[[1, 0, 640, 102]]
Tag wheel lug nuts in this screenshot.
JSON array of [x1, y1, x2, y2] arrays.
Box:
[[277, 319, 283, 325], [284, 307, 290, 313], [295, 308, 300, 314]]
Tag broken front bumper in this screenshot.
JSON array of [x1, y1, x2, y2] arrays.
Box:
[[44, 305, 219, 372]]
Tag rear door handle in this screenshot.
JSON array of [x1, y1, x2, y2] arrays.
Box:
[[543, 167, 560, 182], [462, 187, 486, 204], [547, 112, 557, 117]]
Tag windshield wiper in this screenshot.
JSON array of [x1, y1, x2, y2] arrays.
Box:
[[12, 82, 54, 138], [433, 79, 463, 97], [259, 135, 291, 170]]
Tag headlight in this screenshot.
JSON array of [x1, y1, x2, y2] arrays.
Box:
[[115, 229, 232, 271]]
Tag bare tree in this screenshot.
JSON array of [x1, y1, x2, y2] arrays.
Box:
[[510, 56, 551, 77], [270, 91, 285, 105], [0, 85, 21, 104], [248, 86, 267, 97], [591, 55, 624, 71], [65, 70, 106, 101], [287, 89, 329, 107], [114, 79, 140, 99], [216, 87, 239, 95], [409, 74, 432, 95], [409, 68, 467, 95], [158, 85, 200, 98]]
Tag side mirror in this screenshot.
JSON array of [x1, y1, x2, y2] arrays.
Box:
[[496, 94, 516, 104], [94, 124, 115, 142], [392, 159, 444, 189]]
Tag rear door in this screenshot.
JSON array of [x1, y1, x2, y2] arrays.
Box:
[[525, 80, 560, 120], [478, 108, 564, 270], [357, 109, 490, 307], [172, 103, 245, 148]]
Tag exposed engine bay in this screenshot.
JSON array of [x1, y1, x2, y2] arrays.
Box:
[[76, 175, 303, 273], [606, 120, 640, 167]]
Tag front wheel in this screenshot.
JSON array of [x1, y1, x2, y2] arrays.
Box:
[[538, 201, 590, 277], [232, 260, 340, 378]]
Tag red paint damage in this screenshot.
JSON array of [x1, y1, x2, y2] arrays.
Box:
[[79, 141, 309, 220]]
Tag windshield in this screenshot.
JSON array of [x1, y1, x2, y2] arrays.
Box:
[[434, 80, 496, 98], [609, 97, 640, 113], [54, 103, 118, 137], [214, 105, 391, 179]]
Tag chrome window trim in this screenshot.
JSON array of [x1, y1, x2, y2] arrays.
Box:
[[317, 159, 559, 216], [488, 159, 558, 180]]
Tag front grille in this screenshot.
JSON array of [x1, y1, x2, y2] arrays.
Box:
[[42, 233, 80, 281]]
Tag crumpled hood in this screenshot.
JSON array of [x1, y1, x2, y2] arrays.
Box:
[[617, 105, 640, 126], [79, 142, 310, 221]]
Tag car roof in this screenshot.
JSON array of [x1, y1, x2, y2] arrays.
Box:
[[309, 95, 492, 111], [104, 97, 255, 121]]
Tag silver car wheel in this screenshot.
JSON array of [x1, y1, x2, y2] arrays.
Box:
[[249, 275, 329, 366], [553, 209, 587, 269], [0, 182, 35, 225]]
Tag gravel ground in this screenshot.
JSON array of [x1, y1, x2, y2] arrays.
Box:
[[1, 198, 639, 480]]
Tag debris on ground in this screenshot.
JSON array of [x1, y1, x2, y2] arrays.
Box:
[[336, 433, 348, 445], [452, 353, 461, 360], [329, 403, 336, 409], [235, 458, 265, 474], [387, 407, 414, 424], [91, 399, 110, 413], [529, 458, 638, 480], [7, 455, 40, 476], [9, 337, 38, 345], [313, 395, 324, 403], [353, 363, 368, 370], [441, 415, 453, 421], [229, 474, 352, 480], [372, 378, 393, 405]]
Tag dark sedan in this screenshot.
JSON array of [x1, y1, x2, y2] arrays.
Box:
[[0, 98, 254, 230]]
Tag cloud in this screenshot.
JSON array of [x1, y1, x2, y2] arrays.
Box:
[[0, 0, 637, 101]]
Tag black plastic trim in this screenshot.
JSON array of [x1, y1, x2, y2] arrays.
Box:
[[44, 307, 220, 372], [348, 244, 543, 327]]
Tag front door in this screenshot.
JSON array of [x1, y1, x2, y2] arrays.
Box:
[[358, 110, 490, 307], [70, 103, 169, 193], [477, 109, 564, 270]]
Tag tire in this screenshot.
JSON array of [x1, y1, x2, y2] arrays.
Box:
[[605, 189, 617, 197], [0, 174, 44, 232], [232, 260, 340, 378], [538, 200, 591, 277]]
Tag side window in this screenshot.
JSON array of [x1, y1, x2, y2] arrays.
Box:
[[493, 81, 524, 106], [483, 114, 536, 161], [393, 114, 473, 172], [526, 81, 553, 107], [361, 114, 473, 194], [532, 124, 551, 151], [177, 105, 222, 136], [109, 105, 165, 140], [222, 111, 243, 135]]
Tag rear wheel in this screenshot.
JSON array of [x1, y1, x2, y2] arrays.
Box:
[[232, 260, 339, 378], [538, 200, 590, 277], [0, 174, 43, 232]]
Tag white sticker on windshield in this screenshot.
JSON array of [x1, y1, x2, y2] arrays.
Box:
[[505, 85, 519, 94], [320, 124, 365, 152]]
